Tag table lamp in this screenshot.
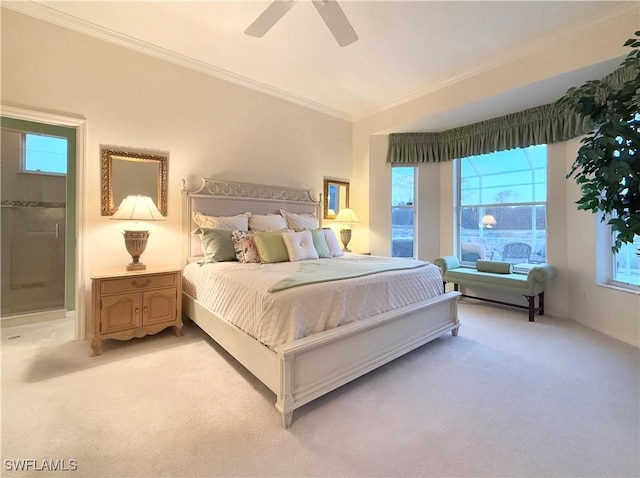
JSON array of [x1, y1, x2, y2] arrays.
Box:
[[111, 195, 165, 271], [481, 214, 497, 229], [334, 207, 360, 252]]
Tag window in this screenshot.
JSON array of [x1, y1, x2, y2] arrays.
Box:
[[610, 115, 640, 288], [457, 145, 547, 264], [22, 133, 67, 175], [391, 166, 416, 258], [613, 236, 640, 287]]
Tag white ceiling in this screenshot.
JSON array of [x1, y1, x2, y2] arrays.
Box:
[[6, 1, 635, 127]]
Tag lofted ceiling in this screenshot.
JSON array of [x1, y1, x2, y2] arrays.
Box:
[[5, 1, 637, 128]]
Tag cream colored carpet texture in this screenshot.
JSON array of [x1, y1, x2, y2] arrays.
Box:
[[1, 302, 639, 477]]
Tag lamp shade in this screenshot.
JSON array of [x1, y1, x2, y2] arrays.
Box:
[[334, 208, 360, 224], [111, 195, 165, 221], [481, 214, 496, 228]]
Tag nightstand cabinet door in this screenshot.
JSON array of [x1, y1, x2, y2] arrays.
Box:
[[143, 288, 177, 326], [100, 292, 143, 334]]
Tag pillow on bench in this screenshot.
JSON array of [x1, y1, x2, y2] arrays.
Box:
[[476, 260, 512, 274]]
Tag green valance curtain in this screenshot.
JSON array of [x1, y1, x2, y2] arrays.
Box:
[[387, 66, 635, 164]]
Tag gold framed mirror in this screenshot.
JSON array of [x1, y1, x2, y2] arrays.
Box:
[[323, 179, 349, 219], [100, 147, 168, 216]]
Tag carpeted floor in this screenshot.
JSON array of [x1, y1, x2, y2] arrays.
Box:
[[1, 301, 638, 477]]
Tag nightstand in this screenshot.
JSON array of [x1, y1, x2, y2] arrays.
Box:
[[90, 266, 183, 356]]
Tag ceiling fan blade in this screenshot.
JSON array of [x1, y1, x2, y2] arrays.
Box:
[[311, 0, 358, 47], [244, 0, 296, 38]]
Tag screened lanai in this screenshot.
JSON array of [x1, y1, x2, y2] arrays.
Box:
[[459, 144, 547, 264]]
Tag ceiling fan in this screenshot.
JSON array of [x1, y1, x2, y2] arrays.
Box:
[[245, 0, 358, 47]]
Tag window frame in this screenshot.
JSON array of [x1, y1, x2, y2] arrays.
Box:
[[455, 145, 548, 266], [391, 165, 417, 259], [610, 230, 640, 290], [20, 132, 68, 176]]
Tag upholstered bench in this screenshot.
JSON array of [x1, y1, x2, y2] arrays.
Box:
[[434, 256, 556, 322]]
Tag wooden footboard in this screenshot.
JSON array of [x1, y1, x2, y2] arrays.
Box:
[[183, 290, 461, 428]]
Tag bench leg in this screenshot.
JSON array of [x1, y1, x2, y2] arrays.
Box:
[[453, 283, 459, 292], [539, 292, 545, 316], [526, 295, 535, 322], [442, 281, 446, 293]]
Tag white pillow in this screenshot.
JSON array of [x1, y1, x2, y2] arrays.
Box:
[[280, 209, 319, 231], [281, 230, 319, 262], [193, 211, 250, 230], [323, 228, 344, 257], [249, 214, 287, 231]]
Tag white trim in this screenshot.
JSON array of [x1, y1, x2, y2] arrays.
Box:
[[4, 2, 637, 122], [1, 104, 87, 341], [2, 1, 352, 122]]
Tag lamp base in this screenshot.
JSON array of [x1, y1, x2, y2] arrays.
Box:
[[340, 229, 352, 253], [126, 261, 146, 271], [123, 230, 149, 271]]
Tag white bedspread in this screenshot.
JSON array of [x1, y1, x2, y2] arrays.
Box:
[[182, 254, 443, 349]]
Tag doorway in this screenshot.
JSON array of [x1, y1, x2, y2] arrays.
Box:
[[1, 117, 76, 322]]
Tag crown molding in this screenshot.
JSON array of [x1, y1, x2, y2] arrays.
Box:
[[354, 3, 639, 121], [3, 1, 354, 122], [5, 1, 636, 124]]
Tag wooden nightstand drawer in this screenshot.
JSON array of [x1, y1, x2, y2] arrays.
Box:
[[100, 273, 176, 295]]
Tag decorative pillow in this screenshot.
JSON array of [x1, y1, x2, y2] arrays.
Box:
[[280, 210, 319, 231], [281, 230, 319, 262], [323, 228, 344, 257], [193, 211, 250, 231], [231, 230, 261, 263], [476, 260, 513, 274], [310, 229, 332, 258], [248, 214, 287, 232], [253, 231, 290, 264], [196, 228, 237, 264]]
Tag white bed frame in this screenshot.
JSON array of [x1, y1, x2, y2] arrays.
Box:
[[181, 178, 461, 428]]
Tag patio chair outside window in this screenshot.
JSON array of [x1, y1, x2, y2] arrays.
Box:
[[502, 242, 532, 263]]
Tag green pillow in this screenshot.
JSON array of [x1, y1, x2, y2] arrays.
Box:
[[311, 229, 331, 258], [196, 228, 237, 264], [476, 260, 512, 274], [254, 231, 290, 263]]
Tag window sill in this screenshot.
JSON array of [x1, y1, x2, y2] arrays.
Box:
[[597, 282, 640, 296], [18, 171, 66, 178]]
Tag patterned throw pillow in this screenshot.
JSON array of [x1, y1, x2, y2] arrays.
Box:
[[231, 230, 260, 263]]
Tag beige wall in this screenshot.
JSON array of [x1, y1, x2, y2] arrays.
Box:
[[355, 13, 640, 346], [1, 10, 352, 334]]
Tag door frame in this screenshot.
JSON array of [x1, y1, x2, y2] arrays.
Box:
[[1, 104, 87, 340]]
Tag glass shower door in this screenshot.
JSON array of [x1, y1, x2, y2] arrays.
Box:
[[0, 124, 68, 317]]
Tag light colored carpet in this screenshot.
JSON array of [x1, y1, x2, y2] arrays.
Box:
[[1, 301, 638, 477]]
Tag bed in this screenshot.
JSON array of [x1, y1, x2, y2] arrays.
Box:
[[181, 178, 461, 428]]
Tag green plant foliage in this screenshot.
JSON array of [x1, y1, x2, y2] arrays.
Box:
[[557, 31, 640, 252]]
